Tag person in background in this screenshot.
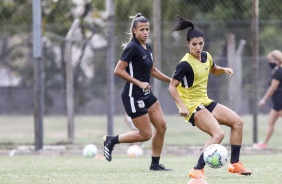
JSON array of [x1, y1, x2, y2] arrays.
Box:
[[168, 15, 252, 179], [102, 13, 171, 171], [253, 50, 282, 149]]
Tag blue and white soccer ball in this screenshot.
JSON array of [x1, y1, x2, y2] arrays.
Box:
[[203, 144, 228, 168], [83, 144, 98, 158]]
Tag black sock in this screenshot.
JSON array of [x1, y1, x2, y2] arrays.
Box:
[[230, 145, 241, 164], [151, 156, 160, 166], [111, 135, 120, 145], [194, 153, 206, 170]]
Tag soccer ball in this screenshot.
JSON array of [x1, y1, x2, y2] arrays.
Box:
[[127, 144, 143, 158], [203, 144, 228, 168], [83, 144, 98, 158]]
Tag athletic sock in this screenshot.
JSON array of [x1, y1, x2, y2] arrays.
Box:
[[111, 135, 120, 145], [230, 145, 241, 164], [151, 156, 160, 166], [194, 153, 206, 169]]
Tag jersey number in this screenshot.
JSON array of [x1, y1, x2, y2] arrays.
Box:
[[143, 89, 150, 96]]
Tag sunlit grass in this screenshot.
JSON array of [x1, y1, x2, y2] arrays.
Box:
[[0, 115, 281, 183], [0, 154, 281, 184]]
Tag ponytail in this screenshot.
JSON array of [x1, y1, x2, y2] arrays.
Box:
[[172, 15, 203, 42], [172, 15, 194, 31]]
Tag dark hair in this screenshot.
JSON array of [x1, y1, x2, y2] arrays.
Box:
[[122, 13, 149, 48], [172, 15, 204, 42]]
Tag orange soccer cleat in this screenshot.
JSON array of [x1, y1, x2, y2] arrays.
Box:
[[228, 162, 252, 176], [188, 168, 207, 179]]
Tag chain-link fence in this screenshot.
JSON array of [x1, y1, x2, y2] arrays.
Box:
[[0, 0, 280, 117], [0, 1, 281, 118]]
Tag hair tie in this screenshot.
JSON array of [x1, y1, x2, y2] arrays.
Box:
[[136, 13, 142, 18]]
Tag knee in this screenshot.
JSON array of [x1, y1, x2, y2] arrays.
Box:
[[233, 117, 244, 130], [156, 122, 167, 134], [213, 129, 225, 142], [140, 131, 152, 141]]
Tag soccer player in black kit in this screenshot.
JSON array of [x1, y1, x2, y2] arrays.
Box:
[[102, 13, 171, 171], [254, 50, 282, 149]]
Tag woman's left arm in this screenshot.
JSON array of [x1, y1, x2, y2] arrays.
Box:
[[151, 67, 171, 83], [258, 79, 279, 108], [210, 65, 233, 77]]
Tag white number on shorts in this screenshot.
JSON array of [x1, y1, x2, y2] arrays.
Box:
[[143, 89, 150, 96]]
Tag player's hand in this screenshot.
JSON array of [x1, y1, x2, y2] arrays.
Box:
[[224, 68, 233, 77], [139, 82, 150, 91], [258, 99, 266, 108], [179, 105, 189, 117]]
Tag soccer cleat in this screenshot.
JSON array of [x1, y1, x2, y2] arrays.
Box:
[[252, 143, 267, 149], [150, 164, 172, 171], [102, 135, 115, 162], [228, 162, 252, 176], [188, 168, 207, 179]]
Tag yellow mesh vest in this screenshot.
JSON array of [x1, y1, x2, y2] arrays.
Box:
[[176, 52, 214, 122]]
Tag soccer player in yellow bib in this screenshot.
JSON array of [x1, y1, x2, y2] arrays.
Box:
[[168, 15, 252, 179]]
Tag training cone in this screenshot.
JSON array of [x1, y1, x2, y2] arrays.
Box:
[[187, 178, 208, 184], [94, 154, 104, 159]]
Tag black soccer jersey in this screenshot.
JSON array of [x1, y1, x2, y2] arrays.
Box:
[[120, 37, 154, 99], [272, 67, 282, 104]]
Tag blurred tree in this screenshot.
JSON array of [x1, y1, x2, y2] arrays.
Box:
[[1, 0, 282, 114], [41, 0, 106, 113], [0, 0, 31, 85], [0, 0, 106, 112]]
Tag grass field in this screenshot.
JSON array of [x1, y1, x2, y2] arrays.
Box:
[[0, 114, 282, 183], [0, 114, 281, 148], [1, 154, 282, 184]]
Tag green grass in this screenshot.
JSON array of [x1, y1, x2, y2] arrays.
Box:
[[0, 114, 281, 149], [0, 115, 282, 183], [0, 154, 282, 184]]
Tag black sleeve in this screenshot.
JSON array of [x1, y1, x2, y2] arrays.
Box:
[[172, 61, 192, 82], [211, 61, 215, 68], [120, 44, 138, 63], [273, 68, 282, 81]]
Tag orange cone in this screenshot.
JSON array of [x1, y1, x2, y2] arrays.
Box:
[[187, 178, 208, 184], [94, 154, 104, 159]]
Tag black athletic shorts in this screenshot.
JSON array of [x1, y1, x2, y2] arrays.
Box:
[[122, 94, 157, 119], [189, 101, 217, 126], [273, 101, 282, 111]]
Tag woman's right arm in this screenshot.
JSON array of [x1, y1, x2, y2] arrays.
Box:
[[168, 79, 189, 117], [114, 60, 150, 90]]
